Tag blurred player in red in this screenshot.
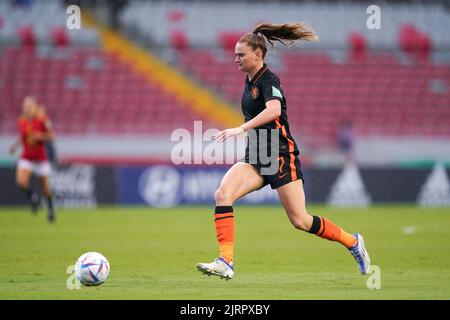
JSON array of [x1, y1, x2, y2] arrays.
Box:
[[9, 96, 56, 223]]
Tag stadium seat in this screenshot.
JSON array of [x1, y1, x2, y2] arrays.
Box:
[[51, 27, 70, 47], [170, 30, 188, 51], [218, 31, 245, 52], [17, 25, 36, 47], [348, 32, 367, 61], [399, 24, 433, 62]]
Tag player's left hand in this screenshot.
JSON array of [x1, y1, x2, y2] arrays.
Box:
[[9, 145, 16, 155], [213, 127, 245, 142]]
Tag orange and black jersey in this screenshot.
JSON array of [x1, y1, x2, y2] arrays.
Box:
[[242, 63, 299, 158]]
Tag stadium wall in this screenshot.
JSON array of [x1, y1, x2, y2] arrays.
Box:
[[1, 163, 449, 207], [0, 165, 117, 207]]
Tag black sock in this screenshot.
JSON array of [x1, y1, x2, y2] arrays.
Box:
[[19, 187, 33, 202], [46, 196, 55, 222], [46, 196, 54, 211], [308, 215, 322, 234]]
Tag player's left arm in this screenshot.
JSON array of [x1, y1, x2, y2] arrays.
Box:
[[214, 100, 280, 142], [9, 139, 21, 155]]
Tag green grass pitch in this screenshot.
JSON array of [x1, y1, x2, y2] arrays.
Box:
[[0, 205, 449, 300]]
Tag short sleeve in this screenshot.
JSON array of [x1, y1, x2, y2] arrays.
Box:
[[259, 76, 284, 103]]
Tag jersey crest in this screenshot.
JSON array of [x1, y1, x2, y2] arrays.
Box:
[[251, 86, 259, 99]]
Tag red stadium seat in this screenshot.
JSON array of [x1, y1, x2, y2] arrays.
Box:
[[17, 26, 36, 47], [218, 31, 245, 52], [398, 24, 433, 62], [399, 24, 419, 54], [51, 27, 70, 47], [348, 32, 367, 61], [170, 30, 189, 51]]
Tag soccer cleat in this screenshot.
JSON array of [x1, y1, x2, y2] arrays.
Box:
[[348, 233, 371, 275], [196, 258, 234, 280]]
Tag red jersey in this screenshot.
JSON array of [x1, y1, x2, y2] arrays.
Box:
[[18, 116, 48, 161]]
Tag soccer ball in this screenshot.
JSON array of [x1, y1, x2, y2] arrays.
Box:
[[75, 252, 110, 286]]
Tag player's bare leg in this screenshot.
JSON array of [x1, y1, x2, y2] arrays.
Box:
[[277, 179, 370, 274], [215, 162, 264, 206], [277, 179, 313, 231], [197, 162, 264, 279], [16, 167, 39, 214], [39, 176, 55, 223]]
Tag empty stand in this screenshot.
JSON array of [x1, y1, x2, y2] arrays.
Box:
[[0, 0, 99, 47], [120, 2, 450, 51], [0, 47, 222, 135], [178, 48, 450, 147], [1, 0, 449, 149]]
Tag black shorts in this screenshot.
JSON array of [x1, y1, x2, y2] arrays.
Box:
[[242, 152, 304, 189]]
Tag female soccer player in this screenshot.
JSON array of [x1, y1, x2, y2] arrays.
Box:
[[197, 23, 370, 279], [9, 96, 56, 223]]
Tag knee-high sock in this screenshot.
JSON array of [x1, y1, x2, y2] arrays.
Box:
[[19, 187, 33, 203], [215, 206, 234, 263], [308, 215, 357, 248], [46, 195, 54, 211]]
